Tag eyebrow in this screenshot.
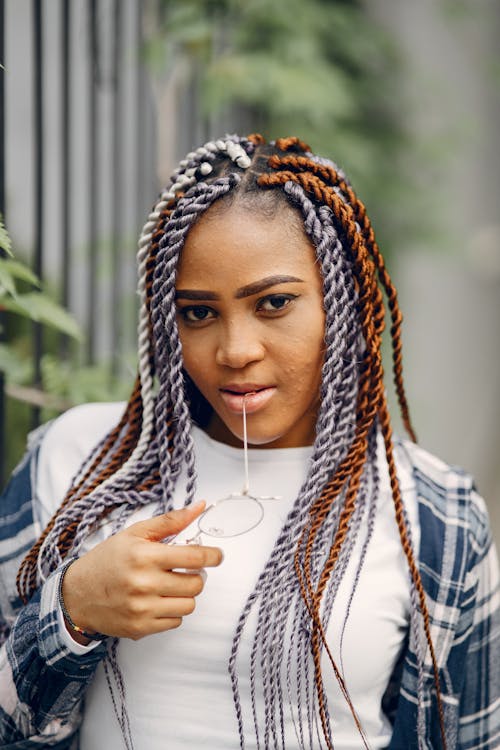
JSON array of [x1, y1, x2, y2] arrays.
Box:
[[175, 275, 304, 301]]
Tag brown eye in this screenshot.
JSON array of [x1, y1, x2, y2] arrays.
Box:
[[257, 294, 297, 312], [180, 306, 216, 323]]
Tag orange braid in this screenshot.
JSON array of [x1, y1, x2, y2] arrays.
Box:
[[246, 133, 266, 146], [378, 401, 447, 748], [274, 136, 311, 153], [17, 205, 176, 603], [259, 167, 384, 745], [266, 153, 416, 441], [16, 384, 140, 602], [52, 206, 180, 561], [259, 155, 446, 748], [55, 387, 145, 556]]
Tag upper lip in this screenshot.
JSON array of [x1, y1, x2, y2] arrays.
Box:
[[219, 383, 271, 394]]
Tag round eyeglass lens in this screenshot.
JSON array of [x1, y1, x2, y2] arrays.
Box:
[[197, 494, 264, 538]]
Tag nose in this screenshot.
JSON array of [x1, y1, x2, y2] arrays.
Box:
[[215, 320, 265, 369]]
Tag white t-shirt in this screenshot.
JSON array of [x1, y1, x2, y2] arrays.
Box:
[[36, 402, 419, 749]]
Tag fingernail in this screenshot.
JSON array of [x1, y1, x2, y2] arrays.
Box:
[[188, 500, 205, 511]]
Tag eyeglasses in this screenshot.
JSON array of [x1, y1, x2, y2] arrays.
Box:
[[178, 395, 281, 543]]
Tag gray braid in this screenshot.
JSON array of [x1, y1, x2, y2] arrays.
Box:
[[150, 175, 241, 506], [227, 182, 368, 746]]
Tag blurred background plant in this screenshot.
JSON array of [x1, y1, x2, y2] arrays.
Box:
[[0, 215, 132, 469], [150, 0, 419, 253]]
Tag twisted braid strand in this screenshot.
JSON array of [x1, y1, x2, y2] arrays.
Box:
[[267, 153, 417, 442], [260, 156, 445, 748]]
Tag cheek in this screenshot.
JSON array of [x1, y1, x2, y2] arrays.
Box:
[[178, 331, 212, 383], [278, 331, 325, 390], [281, 310, 325, 365]]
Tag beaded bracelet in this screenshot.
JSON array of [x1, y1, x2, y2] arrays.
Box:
[[57, 559, 108, 642]]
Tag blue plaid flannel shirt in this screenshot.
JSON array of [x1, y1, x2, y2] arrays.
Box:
[[0, 424, 498, 749]]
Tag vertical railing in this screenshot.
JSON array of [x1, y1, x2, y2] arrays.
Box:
[[32, 0, 44, 428], [135, 0, 146, 232], [0, 0, 6, 486], [1, 0, 158, 484], [87, 0, 99, 366], [111, 0, 123, 378], [60, 0, 71, 360]]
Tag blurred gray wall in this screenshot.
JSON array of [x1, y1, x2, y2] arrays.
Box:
[[371, 0, 500, 543]]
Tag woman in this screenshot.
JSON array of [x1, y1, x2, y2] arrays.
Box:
[[0, 134, 498, 749]]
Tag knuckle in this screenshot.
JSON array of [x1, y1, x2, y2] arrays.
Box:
[[127, 572, 150, 596], [126, 598, 147, 618], [125, 544, 146, 569]]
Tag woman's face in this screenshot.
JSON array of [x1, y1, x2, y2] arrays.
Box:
[[175, 202, 326, 448]]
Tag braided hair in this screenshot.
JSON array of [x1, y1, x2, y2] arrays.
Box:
[[18, 134, 446, 749]]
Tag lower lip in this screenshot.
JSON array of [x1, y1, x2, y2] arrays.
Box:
[[219, 387, 276, 414]]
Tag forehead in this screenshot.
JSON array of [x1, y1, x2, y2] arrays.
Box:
[[175, 204, 319, 286]]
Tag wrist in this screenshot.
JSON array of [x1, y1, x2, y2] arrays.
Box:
[[58, 559, 108, 643]]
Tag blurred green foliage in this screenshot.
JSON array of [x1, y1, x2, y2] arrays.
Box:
[[0, 218, 131, 478], [151, 0, 412, 253], [0, 217, 81, 343]]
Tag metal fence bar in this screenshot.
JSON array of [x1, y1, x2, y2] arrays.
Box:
[[32, 0, 43, 427], [60, 0, 71, 359], [1, 0, 158, 480], [87, 0, 98, 365], [0, 0, 6, 487], [111, 0, 123, 378], [135, 0, 146, 233]]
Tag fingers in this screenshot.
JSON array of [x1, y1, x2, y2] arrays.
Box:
[[122, 534, 223, 572], [123, 503, 224, 568], [135, 570, 206, 599], [128, 594, 197, 621], [129, 502, 207, 542], [158, 543, 223, 571], [158, 570, 205, 598], [155, 596, 197, 618], [61, 504, 224, 642]]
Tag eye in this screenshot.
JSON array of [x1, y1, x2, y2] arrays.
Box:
[[257, 293, 297, 313], [178, 305, 216, 324]]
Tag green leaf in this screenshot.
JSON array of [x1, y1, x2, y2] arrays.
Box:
[[0, 258, 40, 289], [0, 216, 13, 257], [0, 265, 16, 296], [1, 292, 82, 339], [0, 343, 32, 381]]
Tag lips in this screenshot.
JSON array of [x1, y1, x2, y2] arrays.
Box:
[[219, 384, 276, 414]]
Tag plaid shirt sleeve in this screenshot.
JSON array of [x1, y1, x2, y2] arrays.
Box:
[[0, 436, 106, 748], [388, 443, 500, 750], [456, 489, 500, 749]]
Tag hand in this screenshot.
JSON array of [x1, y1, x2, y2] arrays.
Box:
[[61, 502, 223, 642]]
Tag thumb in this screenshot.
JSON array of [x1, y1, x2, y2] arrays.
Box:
[[128, 501, 206, 542]]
